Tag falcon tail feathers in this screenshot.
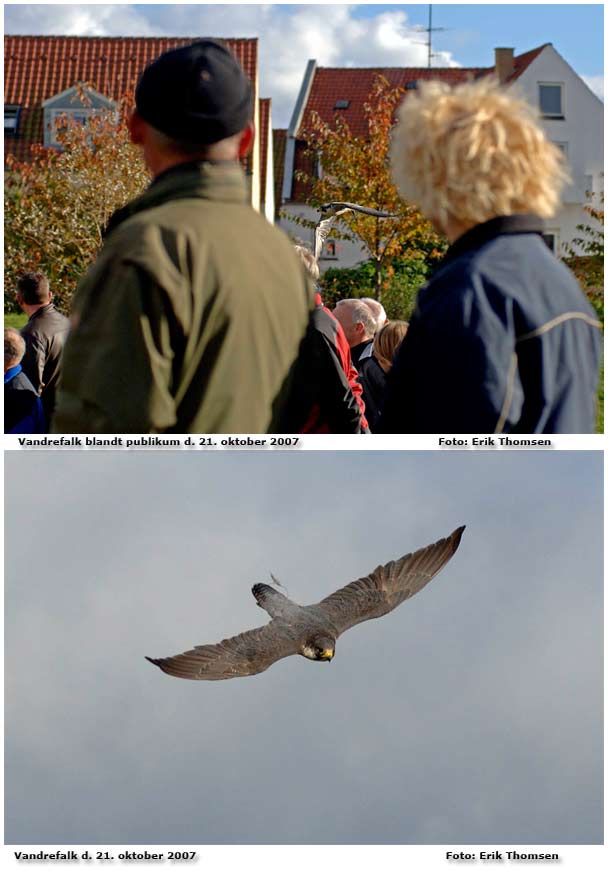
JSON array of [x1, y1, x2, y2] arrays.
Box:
[[252, 583, 292, 618]]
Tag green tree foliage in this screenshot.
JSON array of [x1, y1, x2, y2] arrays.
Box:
[[4, 93, 150, 313], [320, 257, 430, 320], [291, 75, 446, 299]]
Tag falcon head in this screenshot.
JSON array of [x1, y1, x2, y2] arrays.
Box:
[[301, 635, 336, 662]]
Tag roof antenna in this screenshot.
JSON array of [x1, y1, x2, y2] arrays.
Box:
[[425, 5, 448, 68]]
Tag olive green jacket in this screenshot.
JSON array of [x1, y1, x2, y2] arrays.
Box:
[[53, 161, 313, 433]]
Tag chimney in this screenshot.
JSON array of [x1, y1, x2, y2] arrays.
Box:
[[495, 47, 515, 85]]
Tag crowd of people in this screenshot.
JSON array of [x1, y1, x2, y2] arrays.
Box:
[[5, 40, 602, 435]]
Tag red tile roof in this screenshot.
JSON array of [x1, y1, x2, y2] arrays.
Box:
[[297, 46, 547, 139], [258, 97, 271, 200], [506, 44, 547, 84], [4, 34, 258, 162]]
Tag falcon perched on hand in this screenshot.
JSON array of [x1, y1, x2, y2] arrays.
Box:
[[146, 526, 465, 681], [314, 201, 397, 261]]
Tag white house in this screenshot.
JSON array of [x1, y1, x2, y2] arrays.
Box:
[[506, 44, 603, 256], [279, 44, 603, 269]]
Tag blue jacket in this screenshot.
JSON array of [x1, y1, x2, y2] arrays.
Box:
[[379, 215, 602, 434], [4, 365, 46, 434]]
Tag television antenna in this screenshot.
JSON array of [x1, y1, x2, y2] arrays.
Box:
[[410, 5, 449, 68]]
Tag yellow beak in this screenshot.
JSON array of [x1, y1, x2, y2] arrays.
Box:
[[321, 649, 334, 661]]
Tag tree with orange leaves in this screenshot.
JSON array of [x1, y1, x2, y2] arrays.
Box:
[[293, 75, 446, 300], [4, 93, 149, 313]]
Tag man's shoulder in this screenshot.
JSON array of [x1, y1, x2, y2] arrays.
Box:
[[107, 195, 280, 248], [104, 197, 305, 281], [23, 306, 70, 335]]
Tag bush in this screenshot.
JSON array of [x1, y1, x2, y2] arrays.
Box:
[[320, 257, 430, 321], [4, 98, 149, 315]]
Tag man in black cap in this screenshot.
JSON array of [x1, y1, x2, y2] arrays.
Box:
[[54, 40, 313, 434]]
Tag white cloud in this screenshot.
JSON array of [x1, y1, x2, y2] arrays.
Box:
[[581, 74, 604, 101], [4, 3, 156, 37], [3, 4, 462, 126]]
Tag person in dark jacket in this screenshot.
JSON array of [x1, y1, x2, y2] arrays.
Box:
[[379, 77, 602, 434], [17, 271, 69, 426], [359, 320, 408, 431], [4, 328, 45, 434], [284, 245, 369, 433]]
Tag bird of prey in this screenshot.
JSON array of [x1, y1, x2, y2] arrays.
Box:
[[146, 526, 465, 682], [313, 201, 397, 262]]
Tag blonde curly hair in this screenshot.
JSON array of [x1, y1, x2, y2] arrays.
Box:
[[390, 77, 569, 232]]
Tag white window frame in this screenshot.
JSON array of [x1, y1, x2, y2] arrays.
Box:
[[538, 82, 564, 119], [320, 239, 338, 261], [48, 107, 99, 146]]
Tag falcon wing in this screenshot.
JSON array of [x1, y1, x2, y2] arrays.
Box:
[[314, 203, 395, 260], [146, 620, 300, 681], [320, 202, 397, 218], [316, 526, 465, 636]]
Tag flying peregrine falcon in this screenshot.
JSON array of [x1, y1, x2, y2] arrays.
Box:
[[313, 201, 396, 261], [146, 526, 465, 681]]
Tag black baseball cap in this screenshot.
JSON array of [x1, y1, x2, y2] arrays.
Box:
[[135, 39, 253, 145]]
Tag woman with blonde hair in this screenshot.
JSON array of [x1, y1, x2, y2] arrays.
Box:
[[359, 320, 408, 431], [379, 77, 601, 434]]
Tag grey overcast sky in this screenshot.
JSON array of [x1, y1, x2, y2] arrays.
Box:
[[5, 450, 603, 845]]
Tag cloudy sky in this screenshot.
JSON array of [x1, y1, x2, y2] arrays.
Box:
[[5, 450, 603, 845], [3, 3, 604, 126]]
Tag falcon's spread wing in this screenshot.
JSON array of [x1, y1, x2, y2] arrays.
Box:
[[316, 526, 465, 636], [314, 203, 397, 261], [320, 202, 397, 218], [146, 621, 300, 680]]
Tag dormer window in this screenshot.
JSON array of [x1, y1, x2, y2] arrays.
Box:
[[334, 99, 350, 110], [539, 83, 564, 119], [4, 105, 21, 136], [42, 84, 115, 149], [47, 108, 97, 146], [406, 81, 418, 90]]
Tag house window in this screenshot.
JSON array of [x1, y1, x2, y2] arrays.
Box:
[[4, 105, 20, 136], [406, 81, 418, 90], [321, 239, 338, 260], [48, 108, 96, 146], [539, 83, 564, 118], [542, 231, 559, 253], [334, 99, 350, 110]]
